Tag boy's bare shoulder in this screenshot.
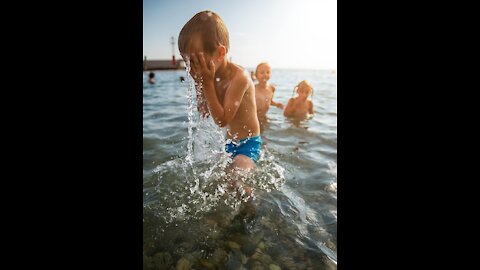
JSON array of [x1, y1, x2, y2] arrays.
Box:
[[268, 84, 276, 92], [230, 64, 250, 87]]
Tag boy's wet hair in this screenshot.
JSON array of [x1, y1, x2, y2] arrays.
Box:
[[178, 10, 230, 55]]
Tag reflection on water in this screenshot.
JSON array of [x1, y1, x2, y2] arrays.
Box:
[[143, 68, 337, 269]]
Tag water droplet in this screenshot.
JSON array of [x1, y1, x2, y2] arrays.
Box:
[[216, 77, 220, 82], [234, 101, 240, 106], [243, 125, 247, 129]]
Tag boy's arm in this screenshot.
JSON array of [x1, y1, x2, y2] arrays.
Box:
[[270, 86, 284, 109], [308, 100, 314, 114], [205, 73, 248, 127], [283, 98, 295, 117], [194, 53, 247, 127]]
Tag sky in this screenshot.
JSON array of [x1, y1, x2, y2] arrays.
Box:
[[143, 0, 336, 70]]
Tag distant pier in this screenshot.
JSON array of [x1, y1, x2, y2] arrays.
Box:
[[143, 59, 185, 71]]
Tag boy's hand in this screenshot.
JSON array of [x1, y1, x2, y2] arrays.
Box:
[[191, 52, 215, 82], [275, 103, 284, 109]]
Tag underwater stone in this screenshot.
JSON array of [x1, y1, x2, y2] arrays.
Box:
[[211, 248, 228, 265], [197, 258, 215, 270], [152, 252, 173, 269], [230, 234, 249, 246], [241, 242, 257, 256], [240, 253, 248, 265], [326, 239, 336, 250], [269, 264, 281, 270], [226, 241, 241, 250], [143, 254, 154, 270], [251, 231, 265, 245], [176, 257, 190, 270], [204, 218, 218, 227], [278, 256, 296, 270], [226, 254, 242, 270], [260, 254, 273, 265], [251, 248, 264, 261], [324, 257, 337, 270], [244, 259, 255, 269], [211, 229, 221, 240]]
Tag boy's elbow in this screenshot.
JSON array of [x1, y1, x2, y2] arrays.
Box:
[[215, 117, 228, 127]]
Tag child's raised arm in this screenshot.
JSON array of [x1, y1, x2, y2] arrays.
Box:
[[270, 86, 284, 109], [308, 100, 314, 114]]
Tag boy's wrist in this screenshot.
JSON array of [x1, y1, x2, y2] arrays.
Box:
[[202, 80, 215, 89]]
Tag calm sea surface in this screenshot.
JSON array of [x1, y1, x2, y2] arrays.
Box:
[[143, 68, 337, 269]]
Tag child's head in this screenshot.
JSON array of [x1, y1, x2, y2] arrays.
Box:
[[255, 62, 271, 83], [178, 11, 229, 64], [293, 80, 313, 98]]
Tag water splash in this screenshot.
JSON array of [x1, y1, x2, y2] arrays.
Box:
[[184, 56, 195, 169], [144, 59, 286, 225]]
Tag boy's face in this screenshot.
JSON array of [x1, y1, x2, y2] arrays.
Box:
[[255, 64, 271, 83], [181, 34, 217, 76]]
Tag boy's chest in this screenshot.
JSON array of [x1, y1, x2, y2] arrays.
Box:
[[214, 81, 230, 103], [256, 88, 273, 100]]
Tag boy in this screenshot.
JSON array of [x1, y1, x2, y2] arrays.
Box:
[[283, 80, 314, 120], [178, 10, 261, 175], [254, 62, 283, 126]]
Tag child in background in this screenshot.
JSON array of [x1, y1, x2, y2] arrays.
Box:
[[148, 71, 156, 84], [283, 80, 314, 120], [254, 63, 283, 126]]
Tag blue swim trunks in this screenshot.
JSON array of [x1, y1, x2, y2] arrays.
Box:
[[225, 135, 262, 162]]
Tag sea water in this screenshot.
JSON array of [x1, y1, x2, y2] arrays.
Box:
[[143, 67, 337, 269]]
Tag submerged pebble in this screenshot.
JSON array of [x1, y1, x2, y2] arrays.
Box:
[[242, 242, 256, 256], [226, 241, 241, 250], [269, 264, 281, 270], [152, 252, 173, 269], [176, 257, 190, 270]]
